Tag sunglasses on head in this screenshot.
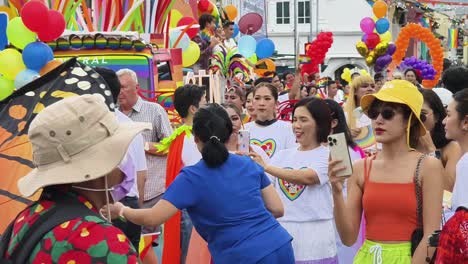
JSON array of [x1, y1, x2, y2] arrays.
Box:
[[368, 107, 397, 120]]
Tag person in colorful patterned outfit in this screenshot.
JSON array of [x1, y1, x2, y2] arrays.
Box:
[[2, 94, 150, 263]]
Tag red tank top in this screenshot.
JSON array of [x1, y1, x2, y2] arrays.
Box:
[[362, 157, 418, 241]]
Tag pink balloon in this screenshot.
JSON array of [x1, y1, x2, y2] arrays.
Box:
[[360, 17, 375, 34], [21, 1, 49, 32], [37, 10, 66, 42]]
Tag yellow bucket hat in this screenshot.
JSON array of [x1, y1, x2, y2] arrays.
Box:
[[360, 80, 427, 147]]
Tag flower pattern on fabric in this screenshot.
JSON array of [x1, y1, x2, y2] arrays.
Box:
[[5, 192, 141, 263], [436, 207, 468, 263]]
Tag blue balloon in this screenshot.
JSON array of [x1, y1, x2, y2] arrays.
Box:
[[375, 18, 390, 34], [22, 42, 54, 72], [238, 35, 257, 58], [233, 24, 239, 38], [256, 38, 275, 59], [14, 69, 39, 89]]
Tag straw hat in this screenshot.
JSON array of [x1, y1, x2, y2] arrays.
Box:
[[360, 80, 427, 146], [18, 94, 151, 197]]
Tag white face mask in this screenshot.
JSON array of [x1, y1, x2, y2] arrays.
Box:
[[71, 175, 113, 222]]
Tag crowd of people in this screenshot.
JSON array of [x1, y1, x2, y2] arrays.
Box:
[[2, 12, 468, 264]]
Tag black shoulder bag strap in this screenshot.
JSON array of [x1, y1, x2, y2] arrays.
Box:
[[0, 201, 40, 264], [415, 154, 427, 229], [1, 195, 104, 264]]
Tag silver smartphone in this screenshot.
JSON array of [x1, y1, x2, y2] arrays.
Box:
[[328, 132, 353, 177], [238, 130, 250, 153]]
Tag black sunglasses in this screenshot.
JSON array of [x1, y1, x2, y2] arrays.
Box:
[[368, 107, 396, 120]]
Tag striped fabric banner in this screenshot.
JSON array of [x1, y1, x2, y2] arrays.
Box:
[[448, 28, 459, 49]]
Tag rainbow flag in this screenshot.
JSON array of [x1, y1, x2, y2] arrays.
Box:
[[298, 55, 311, 64], [139, 233, 160, 260], [448, 28, 458, 49]]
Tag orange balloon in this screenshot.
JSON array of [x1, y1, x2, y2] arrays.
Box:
[[391, 23, 443, 88], [39, 60, 62, 76], [254, 59, 276, 77], [373, 0, 388, 19], [224, 5, 238, 21]]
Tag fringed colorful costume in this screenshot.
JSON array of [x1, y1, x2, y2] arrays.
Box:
[[209, 44, 250, 82]]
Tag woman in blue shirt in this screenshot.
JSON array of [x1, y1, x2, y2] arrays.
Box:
[[104, 104, 294, 264]]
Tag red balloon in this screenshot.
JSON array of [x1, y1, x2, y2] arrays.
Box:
[[37, 10, 66, 42], [177, 17, 199, 39], [365, 33, 381, 50], [198, 0, 210, 12], [21, 1, 49, 32]]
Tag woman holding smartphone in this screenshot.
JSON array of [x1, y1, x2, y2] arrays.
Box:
[[245, 83, 296, 158], [222, 103, 270, 162], [329, 80, 444, 263], [104, 104, 294, 264], [250, 97, 337, 263]]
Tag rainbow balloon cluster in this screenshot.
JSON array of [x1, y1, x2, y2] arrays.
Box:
[[0, 2, 66, 100], [355, 0, 394, 73]]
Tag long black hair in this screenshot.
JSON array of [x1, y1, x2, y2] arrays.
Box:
[[325, 99, 357, 148], [193, 104, 233, 167], [419, 89, 451, 149]]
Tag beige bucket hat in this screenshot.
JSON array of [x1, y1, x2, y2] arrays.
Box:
[[18, 94, 151, 197]]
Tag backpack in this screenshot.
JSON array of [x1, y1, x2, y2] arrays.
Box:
[[0, 194, 104, 264]]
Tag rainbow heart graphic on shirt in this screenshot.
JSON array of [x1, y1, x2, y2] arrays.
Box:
[[355, 125, 376, 149], [250, 138, 277, 157], [278, 167, 307, 201]]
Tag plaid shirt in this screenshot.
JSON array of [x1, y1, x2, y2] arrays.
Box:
[[123, 97, 173, 200]]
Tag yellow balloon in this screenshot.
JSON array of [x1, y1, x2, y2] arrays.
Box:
[[0, 48, 26, 80], [375, 42, 389, 56], [341, 68, 352, 83], [365, 51, 376, 66], [6, 17, 37, 50], [380, 31, 392, 43], [182, 41, 201, 67], [356, 41, 369, 58], [169, 10, 183, 29], [0, 76, 15, 101], [359, 69, 371, 77], [248, 54, 258, 64]]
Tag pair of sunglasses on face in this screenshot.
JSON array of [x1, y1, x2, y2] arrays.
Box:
[[368, 105, 427, 122]]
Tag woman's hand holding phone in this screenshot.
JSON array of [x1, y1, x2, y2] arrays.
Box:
[[328, 157, 348, 195]]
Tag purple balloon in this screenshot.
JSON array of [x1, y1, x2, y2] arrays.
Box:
[[376, 56, 387, 68], [361, 34, 368, 42], [386, 43, 396, 55], [384, 55, 393, 65], [360, 17, 375, 34]]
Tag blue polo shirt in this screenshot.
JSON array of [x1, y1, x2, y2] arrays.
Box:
[[163, 154, 292, 263]]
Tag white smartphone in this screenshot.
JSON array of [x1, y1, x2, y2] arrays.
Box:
[[328, 132, 353, 177], [238, 130, 250, 153]]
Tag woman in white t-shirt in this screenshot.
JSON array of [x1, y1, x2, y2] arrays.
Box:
[[222, 103, 270, 163], [444, 89, 468, 215], [249, 97, 337, 263], [244, 83, 297, 158]]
